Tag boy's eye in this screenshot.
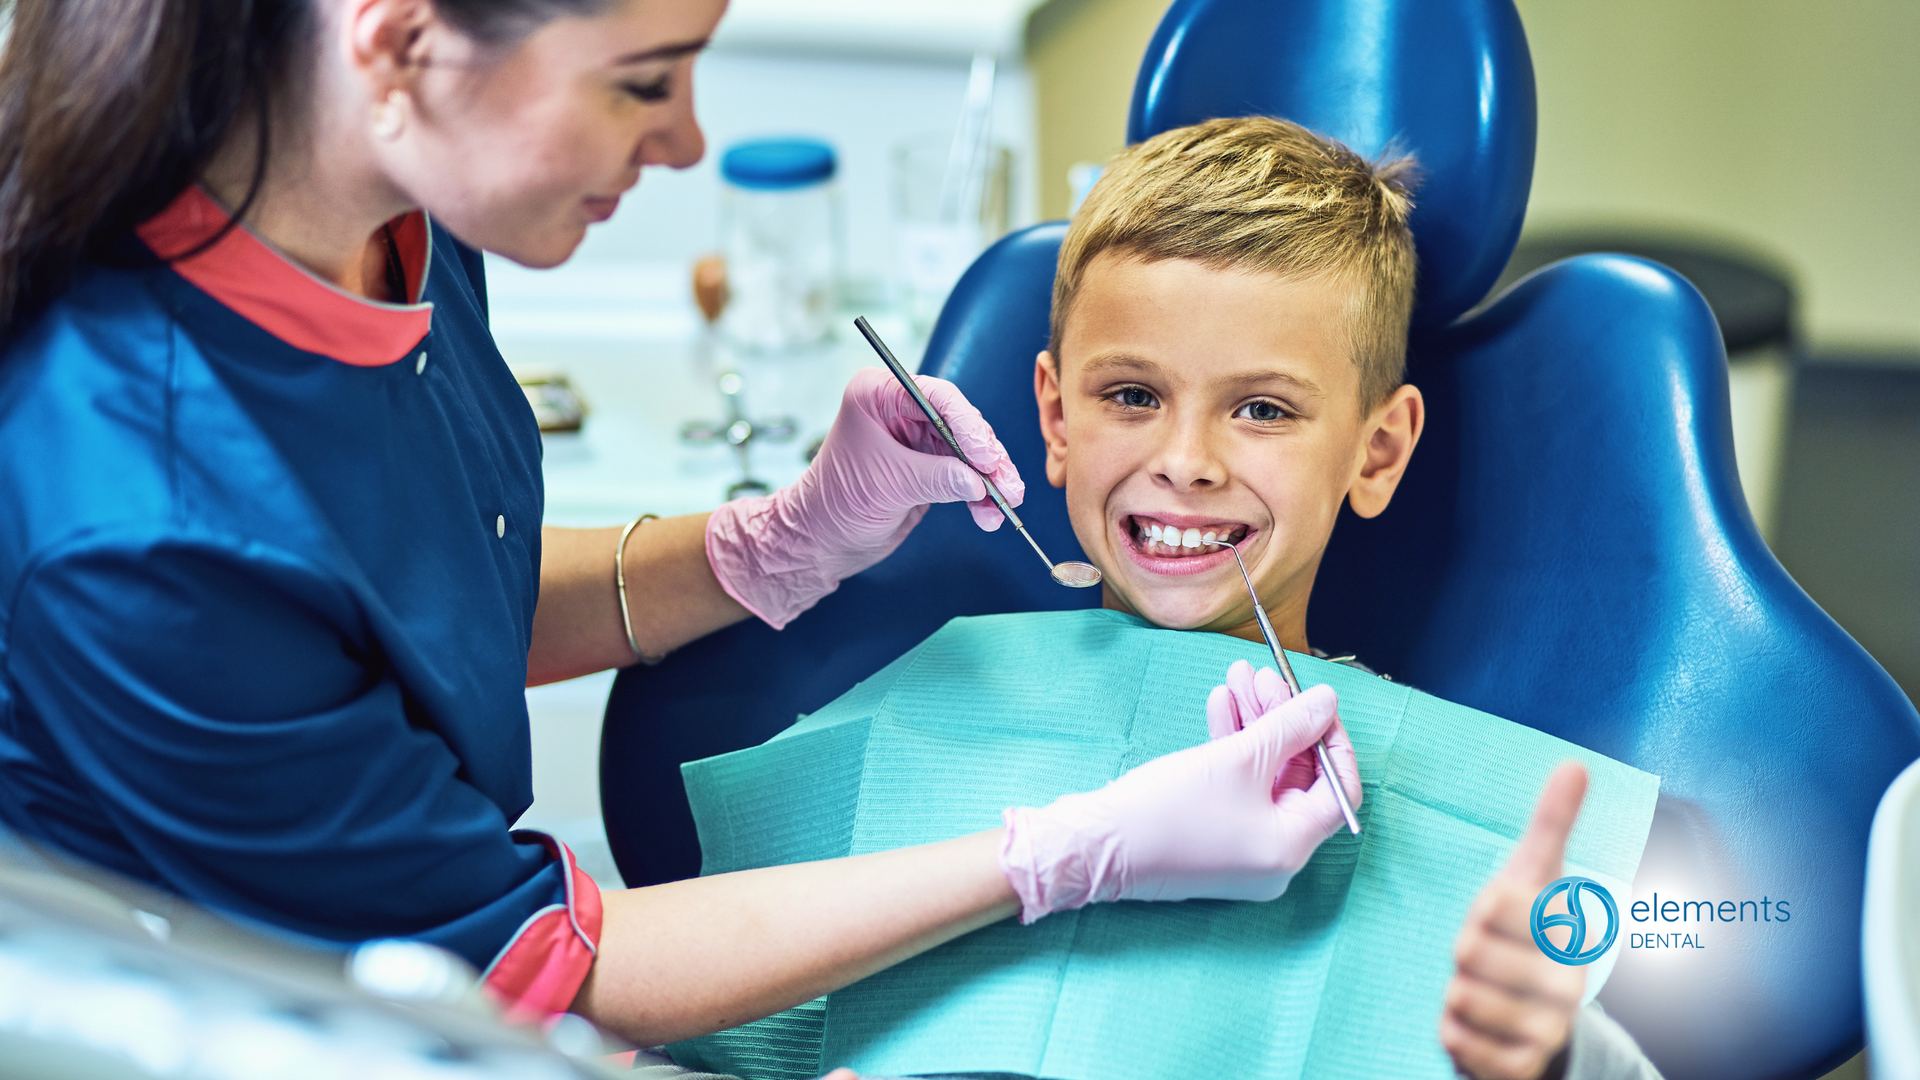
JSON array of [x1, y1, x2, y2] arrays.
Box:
[[622, 76, 673, 103], [1234, 400, 1290, 423], [1110, 386, 1159, 409]]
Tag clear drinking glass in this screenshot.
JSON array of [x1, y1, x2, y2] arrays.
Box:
[[892, 133, 1012, 330]]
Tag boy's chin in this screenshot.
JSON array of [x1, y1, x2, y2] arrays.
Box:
[[1107, 580, 1239, 632]]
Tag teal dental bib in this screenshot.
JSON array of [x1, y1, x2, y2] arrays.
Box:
[[671, 609, 1660, 1080]]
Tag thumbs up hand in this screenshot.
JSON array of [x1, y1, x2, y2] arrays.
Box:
[[1440, 763, 1591, 1080]]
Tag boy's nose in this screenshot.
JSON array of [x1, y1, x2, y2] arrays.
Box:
[[1148, 421, 1227, 492]]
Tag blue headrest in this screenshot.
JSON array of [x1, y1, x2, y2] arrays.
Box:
[[920, 223, 1072, 480], [1127, 0, 1536, 328]]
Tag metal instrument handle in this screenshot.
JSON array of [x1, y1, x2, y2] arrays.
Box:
[[854, 315, 1028, 533]]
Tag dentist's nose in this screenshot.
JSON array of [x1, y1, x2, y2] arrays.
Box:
[[636, 74, 706, 170]]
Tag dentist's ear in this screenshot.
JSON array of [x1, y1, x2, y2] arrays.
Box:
[[1346, 383, 1425, 519], [1035, 351, 1070, 489], [346, 0, 437, 110]]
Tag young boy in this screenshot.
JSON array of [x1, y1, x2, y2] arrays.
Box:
[[1030, 116, 1658, 1080], [670, 118, 1662, 1080]]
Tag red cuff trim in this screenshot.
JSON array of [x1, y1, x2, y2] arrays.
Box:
[[135, 185, 434, 368], [481, 833, 603, 1024]]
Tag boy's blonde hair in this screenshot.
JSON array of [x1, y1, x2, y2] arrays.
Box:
[[1052, 116, 1418, 409]]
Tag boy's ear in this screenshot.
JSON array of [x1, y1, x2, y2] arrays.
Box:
[[1347, 383, 1425, 519], [1034, 351, 1069, 489]]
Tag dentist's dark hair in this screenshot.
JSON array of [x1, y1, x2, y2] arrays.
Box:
[[0, 0, 605, 338]]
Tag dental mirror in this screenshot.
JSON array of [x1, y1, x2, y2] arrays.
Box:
[[853, 317, 1102, 590], [1049, 561, 1103, 588]]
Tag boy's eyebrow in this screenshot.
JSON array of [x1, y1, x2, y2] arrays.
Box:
[[1081, 354, 1326, 398], [1080, 354, 1165, 377], [1218, 369, 1326, 398]]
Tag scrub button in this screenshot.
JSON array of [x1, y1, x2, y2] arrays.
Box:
[[415, 352, 428, 375], [495, 515, 505, 538]]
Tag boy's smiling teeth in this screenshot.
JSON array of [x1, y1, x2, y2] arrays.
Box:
[[1128, 516, 1250, 558]]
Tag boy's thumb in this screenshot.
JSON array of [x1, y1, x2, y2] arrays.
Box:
[[1505, 762, 1589, 888]]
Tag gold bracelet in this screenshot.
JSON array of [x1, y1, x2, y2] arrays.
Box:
[[615, 513, 660, 663]]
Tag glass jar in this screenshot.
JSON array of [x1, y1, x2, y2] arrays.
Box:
[[718, 137, 843, 354]]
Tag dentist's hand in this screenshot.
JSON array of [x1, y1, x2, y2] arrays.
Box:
[[1206, 659, 1341, 796], [706, 367, 1023, 629], [998, 679, 1361, 923]]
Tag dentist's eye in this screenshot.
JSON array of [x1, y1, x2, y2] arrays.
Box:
[[1234, 399, 1290, 423], [1110, 386, 1158, 409], [622, 76, 673, 103]]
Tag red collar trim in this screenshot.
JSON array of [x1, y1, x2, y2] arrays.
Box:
[[136, 185, 435, 368]]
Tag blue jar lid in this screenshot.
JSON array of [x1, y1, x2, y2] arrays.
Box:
[[720, 138, 837, 190]]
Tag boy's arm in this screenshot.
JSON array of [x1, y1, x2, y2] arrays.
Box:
[[1563, 1003, 1666, 1080]]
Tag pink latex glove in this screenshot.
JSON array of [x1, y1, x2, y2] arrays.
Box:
[[706, 367, 1024, 629], [1207, 659, 1327, 795], [999, 677, 1362, 924]]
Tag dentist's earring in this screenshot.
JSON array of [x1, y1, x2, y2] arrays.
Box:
[[371, 91, 405, 141]]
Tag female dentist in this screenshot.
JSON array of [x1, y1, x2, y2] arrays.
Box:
[[0, 0, 1360, 1061]]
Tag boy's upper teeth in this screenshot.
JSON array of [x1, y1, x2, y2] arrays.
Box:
[[1136, 517, 1245, 550]]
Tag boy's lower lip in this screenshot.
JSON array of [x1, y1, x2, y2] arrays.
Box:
[[583, 195, 621, 221], [1115, 520, 1246, 577]]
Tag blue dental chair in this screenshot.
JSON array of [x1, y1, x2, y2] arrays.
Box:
[[601, 2, 1920, 1077]]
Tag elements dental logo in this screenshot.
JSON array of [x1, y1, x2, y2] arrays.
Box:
[[1530, 876, 1619, 966]]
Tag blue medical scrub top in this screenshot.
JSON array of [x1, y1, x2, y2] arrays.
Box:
[[0, 186, 584, 975]]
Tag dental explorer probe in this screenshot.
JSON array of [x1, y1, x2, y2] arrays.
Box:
[[853, 316, 1101, 589], [1205, 538, 1363, 835]]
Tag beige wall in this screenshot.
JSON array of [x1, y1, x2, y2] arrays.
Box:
[[1025, 0, 1172, 221], [1026, 0, 1920, 350], [1519, 0, 1920, 351]]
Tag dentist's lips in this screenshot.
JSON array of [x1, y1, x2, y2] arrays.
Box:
[[1118, 515, 1252, 576], [582, 195, 621, 222]]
